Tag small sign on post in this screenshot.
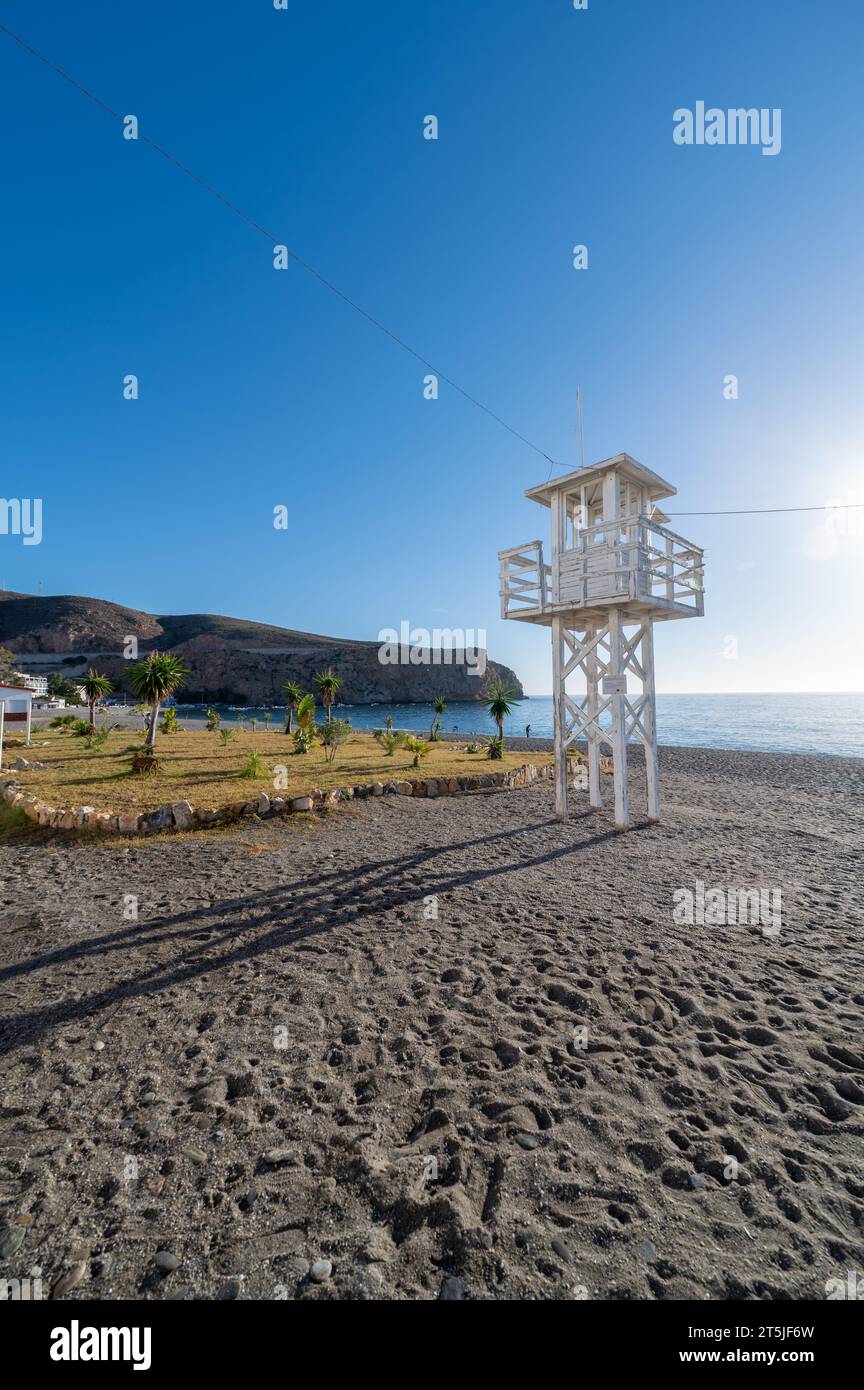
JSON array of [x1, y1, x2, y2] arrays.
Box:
[[602, 676, 627, 695]]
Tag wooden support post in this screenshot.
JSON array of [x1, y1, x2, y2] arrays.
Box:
[[25, 698, 32, 747], [608, 608, 629, 829], [641, 621, 660, 820], [552, 616, 567, 820], [550, 491, 565, 605], [585, 631, 603, 810]]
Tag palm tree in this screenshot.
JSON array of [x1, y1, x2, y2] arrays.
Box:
[[292, 693, 316, 752], [314, 669, 343, 724], [127, 651, 188, 753], [403, 736, 429, 768], [283, 680, 304, 734], [429, 696, 447, 740], [82, 669, 113, 729], [482, 679, 519, 746], [295, 693, 315, 732]]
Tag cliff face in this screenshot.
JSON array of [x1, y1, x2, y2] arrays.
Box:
[[0, 592, 523, 705]]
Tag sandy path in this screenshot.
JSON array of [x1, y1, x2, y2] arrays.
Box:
[[0, 745, 862, 1301]]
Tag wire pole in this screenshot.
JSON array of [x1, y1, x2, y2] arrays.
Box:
[[576, 385, 585, 470]]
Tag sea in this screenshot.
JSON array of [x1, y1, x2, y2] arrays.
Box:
[[171, 693, 864, 759]]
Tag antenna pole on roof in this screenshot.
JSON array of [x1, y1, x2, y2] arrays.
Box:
[[576, 385, 585, 470]]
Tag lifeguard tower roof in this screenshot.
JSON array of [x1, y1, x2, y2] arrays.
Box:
[[524, 453, 677, 508]]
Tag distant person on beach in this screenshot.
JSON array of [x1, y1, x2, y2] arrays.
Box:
[[526, 724, 531, 738]]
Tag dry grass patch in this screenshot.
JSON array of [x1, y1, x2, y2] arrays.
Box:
[[9, 729, 551, 816]]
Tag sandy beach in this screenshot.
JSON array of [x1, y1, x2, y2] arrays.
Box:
[[1, 743, 862, 1301]]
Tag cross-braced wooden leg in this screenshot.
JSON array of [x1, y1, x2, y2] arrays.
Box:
[[608, 609, 629, 829], [585, 632, 603, 810], [551, 616, 568, 820], [641, 623, 660, 820]]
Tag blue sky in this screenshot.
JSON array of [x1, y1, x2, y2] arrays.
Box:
[[1, 0, 862, 694]]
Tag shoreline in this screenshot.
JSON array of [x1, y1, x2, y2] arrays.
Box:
[[27, 706, 863, 763]]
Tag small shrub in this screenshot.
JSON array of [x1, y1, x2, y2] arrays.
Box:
[[218, 728, 237, 746], [263, 712, 271, 731], [205, 707, 221, 732], [239, 751, 267, 779], [86, 724, 114, 749], [292, 727, 314, 754], [374, 728, 405, 754], [319, 719, 352, 764], [160, 707, 180, 734], [466, 742, 479, 754], [485, 735, 504, 760], [49, 714, 78, 729], [249, 718, 257, 733], [70, 719, 93, 737]]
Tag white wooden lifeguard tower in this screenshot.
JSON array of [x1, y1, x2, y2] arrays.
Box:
[[498, 454, 704, 828]]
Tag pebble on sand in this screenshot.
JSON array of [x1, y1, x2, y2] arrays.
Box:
[[439, 1276, 465, 1300], [155, 1250, 179, 1273], [0, 1224, 26, 1260], [309, 1259, 332, 1283], [216, 1276, 244, 1300], [52, 1260, 87, 1299], [262, 1148, 298, 1167]]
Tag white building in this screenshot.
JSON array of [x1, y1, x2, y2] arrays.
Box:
[[0, 681, 35, 765], [14, 671, 48, 696]]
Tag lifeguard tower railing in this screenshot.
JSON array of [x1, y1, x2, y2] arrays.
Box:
[[499, 513, 704, 622]]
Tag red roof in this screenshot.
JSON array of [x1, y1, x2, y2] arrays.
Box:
[[0, 682, 36, 693]]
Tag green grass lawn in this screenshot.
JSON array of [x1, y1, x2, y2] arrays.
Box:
[[7, 727, 551, 816]]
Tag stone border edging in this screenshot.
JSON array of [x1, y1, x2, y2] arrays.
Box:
[[1, 763, 554, 837]]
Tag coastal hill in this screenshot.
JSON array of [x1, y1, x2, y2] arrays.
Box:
[[0, 591, 523, 705]]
